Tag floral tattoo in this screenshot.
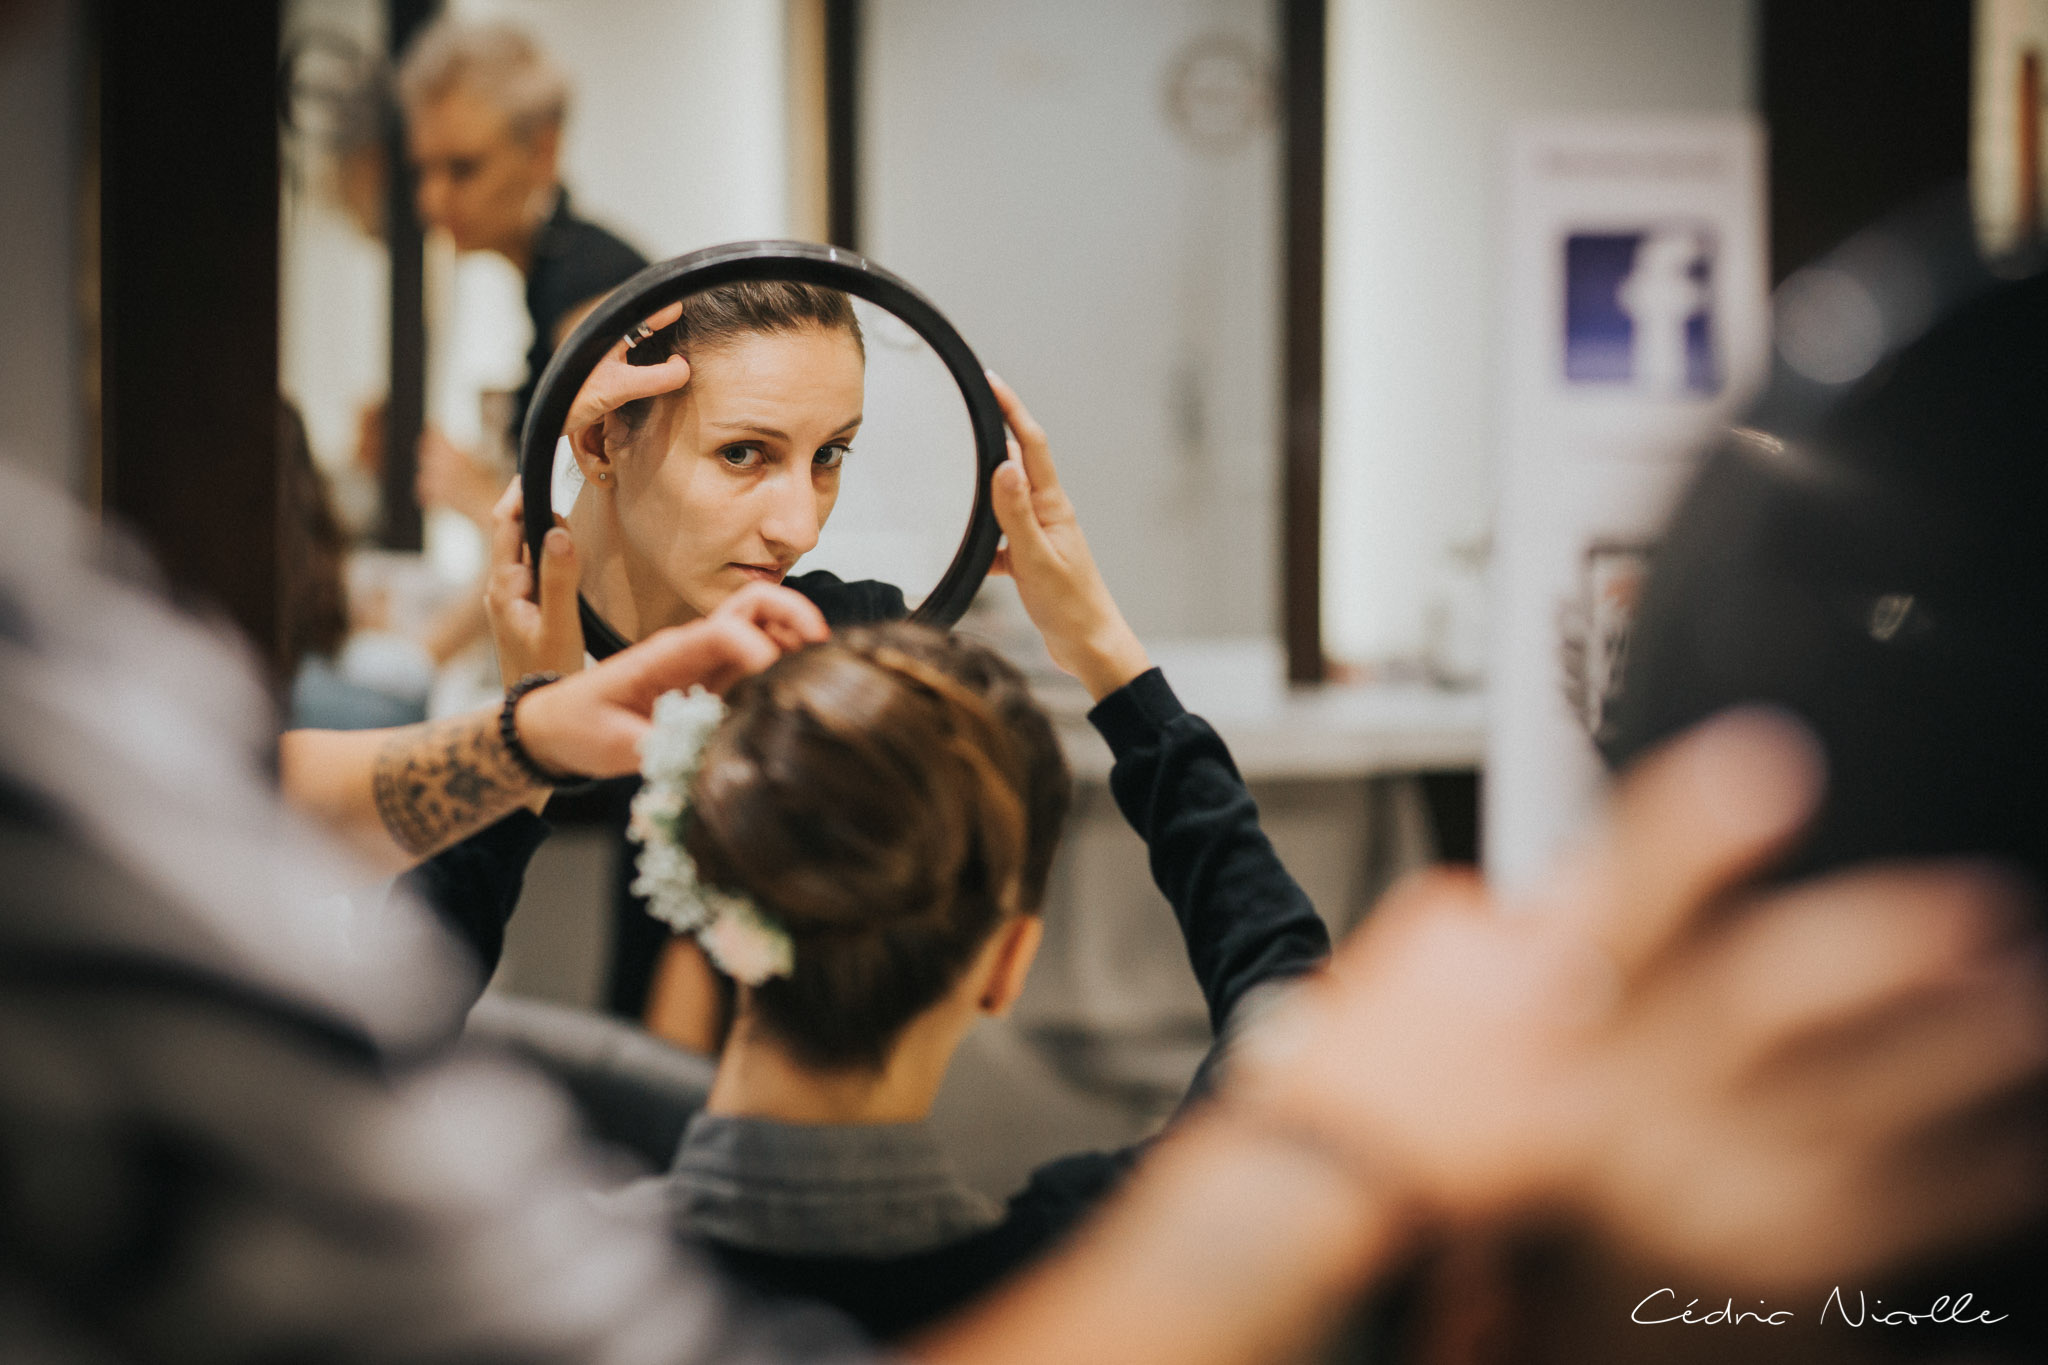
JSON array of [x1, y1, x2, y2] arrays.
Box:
[[371, 713, 533, 858]]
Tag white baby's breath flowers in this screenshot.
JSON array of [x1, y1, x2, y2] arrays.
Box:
[[628, 686, 794, 986], [697, 894, 795, 986]]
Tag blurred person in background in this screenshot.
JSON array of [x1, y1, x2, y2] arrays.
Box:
[[397, 16, 648, 513], [369, 17, 651, 719]]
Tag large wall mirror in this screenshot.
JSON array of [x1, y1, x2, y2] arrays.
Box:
[[276, 0, 809, 724]]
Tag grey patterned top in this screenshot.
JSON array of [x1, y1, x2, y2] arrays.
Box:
[[670, 1113, 1004, 1258]]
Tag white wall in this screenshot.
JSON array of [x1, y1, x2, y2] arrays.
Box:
[[864, 0, 1282, 641], [1321, 0, 1754, 669]]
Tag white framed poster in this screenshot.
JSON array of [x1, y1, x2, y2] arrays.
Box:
[[1487, 116, 1768, 891]]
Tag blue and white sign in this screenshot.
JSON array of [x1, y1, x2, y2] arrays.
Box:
[[1489, 118, 1767, 894], [1563, 226, 1720, 394]]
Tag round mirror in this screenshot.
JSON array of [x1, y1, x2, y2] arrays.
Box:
[[521, 241, 1005, 658]]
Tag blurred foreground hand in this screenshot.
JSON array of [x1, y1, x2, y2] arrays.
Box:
[[1241, 707, 2046, 1286]]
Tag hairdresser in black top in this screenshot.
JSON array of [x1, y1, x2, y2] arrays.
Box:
[[397, 17, 650, 522], [643, 375, 1327, 1338]]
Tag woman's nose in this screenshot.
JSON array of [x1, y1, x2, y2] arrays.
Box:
[[758, 470, 823, 559]]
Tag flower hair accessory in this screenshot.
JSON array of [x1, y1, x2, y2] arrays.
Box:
[[628, 686, 794, 986]]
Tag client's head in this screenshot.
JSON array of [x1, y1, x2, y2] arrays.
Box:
[[685, 623, 1068, 1079], [572, 282, 867, 633]]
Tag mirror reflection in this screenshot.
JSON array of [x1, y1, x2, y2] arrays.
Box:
[[549, 285, 980, 643]]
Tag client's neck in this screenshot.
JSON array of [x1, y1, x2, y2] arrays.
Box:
[[564, 502, 699, 639], [706, 1008, 961, 1126]]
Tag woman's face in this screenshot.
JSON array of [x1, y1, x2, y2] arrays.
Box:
[[608, 325, 864, 623], [405, 86, 557, 258]]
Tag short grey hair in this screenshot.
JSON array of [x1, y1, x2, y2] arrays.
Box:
[[395, 18, 570, 140]]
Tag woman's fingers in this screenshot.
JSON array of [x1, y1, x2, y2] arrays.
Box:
[[677, 618, 782, 692], [629, 300, 684, 339], [534, 528, 583, 669], [568, 355, 688, 433], [582, 588, 824, 710], [991, 459, 1058, 569], [485, 483, 535, 624], [591, 618, 779, 715], [566, 303, 694, 433], [1537, 707, 1825, 982], [1702, 862, 2032, 1057], [985, 371, 1060, 494], [608, 353, 691, 407], [712, 582, 829, 650], [488, 478, 524, 567], [1780, 951, 2048, 1144]]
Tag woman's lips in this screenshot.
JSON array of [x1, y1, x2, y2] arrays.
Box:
[[729, 564, 788, 585]]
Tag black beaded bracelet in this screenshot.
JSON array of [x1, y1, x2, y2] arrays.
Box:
[[499, 672, 587, 789]]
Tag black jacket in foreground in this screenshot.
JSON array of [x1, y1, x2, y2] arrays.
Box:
[[691, 667, 1334, 1340]]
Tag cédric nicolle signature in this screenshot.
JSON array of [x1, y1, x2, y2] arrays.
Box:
[[1632, 1287, 2009, 1328]]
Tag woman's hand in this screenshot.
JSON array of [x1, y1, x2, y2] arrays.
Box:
[[1236, 708, 2048, 1286], [484, 479, 585, 687], [285, 582, 827, 873], [514, 584, 829, 781], [564, 301, 692, 437], [985, 373, 1150, 700]]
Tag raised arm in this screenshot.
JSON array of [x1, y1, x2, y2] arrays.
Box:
[[987, 375, 1328, 1036], [279, 585, 828, 876]]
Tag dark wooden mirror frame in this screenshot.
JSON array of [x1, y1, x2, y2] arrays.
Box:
[[519, 239, 1007, 659]]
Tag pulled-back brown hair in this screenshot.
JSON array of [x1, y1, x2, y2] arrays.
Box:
[[682, 623, 1069, 1071], [617, 280, 863, 434]]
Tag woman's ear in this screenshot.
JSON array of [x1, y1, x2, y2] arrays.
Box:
[[979, 915, 1044, 1017], [570, 414, 618, 488]]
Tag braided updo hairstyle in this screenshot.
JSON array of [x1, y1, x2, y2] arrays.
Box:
[[682, 623, 1070, 1071]]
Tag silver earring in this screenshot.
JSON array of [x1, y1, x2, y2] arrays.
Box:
[[596, 472, 608, 482]]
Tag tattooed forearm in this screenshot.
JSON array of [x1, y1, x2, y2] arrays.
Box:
[[371, 711, 536, 858]]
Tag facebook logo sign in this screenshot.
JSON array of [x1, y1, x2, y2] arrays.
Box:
[[1562, 226, 1719, 395]]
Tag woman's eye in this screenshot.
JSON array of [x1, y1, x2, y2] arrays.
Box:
[[719, 444, 765, 469], [814, 443, 851, 470]]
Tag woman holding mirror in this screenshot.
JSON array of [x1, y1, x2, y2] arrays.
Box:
[[564, 281, 907, 640], [552, 279, 931, 1027]]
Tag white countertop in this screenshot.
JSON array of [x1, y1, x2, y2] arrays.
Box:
[[1033, 638, 1487, 783]]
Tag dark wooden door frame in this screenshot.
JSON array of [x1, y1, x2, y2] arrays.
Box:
[[379, 0, 435, 551], [99, 2, 284, 675], [1761, 0, 1970, 284], [823, 0, 860, 250], [1280, 0, 1325, 684]]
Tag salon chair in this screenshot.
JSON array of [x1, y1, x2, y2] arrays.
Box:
[[466, 992, 716, 1170]]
